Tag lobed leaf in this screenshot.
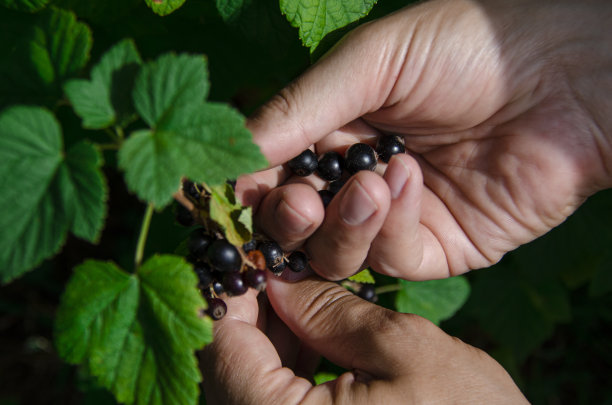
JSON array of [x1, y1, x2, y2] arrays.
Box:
[[119, 102, 267, 208], [280, 0, 377, 51], [55, 255, 213, 405], [0, 7, 92, 106], [65, 39, 142, 129], [395, 276, 470, 325], [132, 52, 208, 128], [215, 0, 252, 22], [0, 0, 50, 12], [348, 268, 375, 284], [0, 106, 108, 283], [144, 0, 186, 16]]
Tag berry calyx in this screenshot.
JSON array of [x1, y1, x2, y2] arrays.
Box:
[[345, 143, 377, 174], [205, 298, 227, 320], [288, 149, 318, 177]]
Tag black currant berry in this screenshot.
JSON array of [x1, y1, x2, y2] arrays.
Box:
[[345, 143, 377, 174], [183, 179, 201, 202], [205, 298, 227, 320], [207, 240, 242, 273], [376, 136, 405, 163], [316, 151, 343, 181], [175, 204, 194, 227], [242, 239, 257, 253], [318, 190, 334, 208], [288, 149, 318, 177], [212, 280, 225, 296], [193, 262, 213, 288], [243, 269, 267, 291], [356, 284, 377, 302], [258, 240, 286, 274], [287, 251, 308, 273], [328, 178, 347, 194], [222, 272, 248, 296], [188, 228, 214, 260]]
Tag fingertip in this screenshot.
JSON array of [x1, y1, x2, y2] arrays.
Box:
[[257, 183, 324, 251], [307, 171, 391, 281]]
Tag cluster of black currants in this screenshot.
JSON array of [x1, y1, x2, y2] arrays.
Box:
[[175, 180, 310, 321], [287, 135, 405, 208]]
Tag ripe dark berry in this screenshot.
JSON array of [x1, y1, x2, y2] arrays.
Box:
[[328, 178, 347, 194], [287, 251, 308, 273], [345, 143, 377, 174], [243, 269, 267, 291], [288, 149, 318, 177], [175, 204, 194, 227], [316, 151, 343, 181], [207, 240, 242, 272], [205, 298, 227, 320], [242, 239, 257, 253], [222, 272, 248, 296], [212, 280, 225, 296], [193, 262, 213, 288], [318, 190, 334, 208], [356, 284, 377, 302], [183, 179, 201, 202], [376, 136, 405, 163], [258, 240, 286, 274], [188, 228, 214, 260]]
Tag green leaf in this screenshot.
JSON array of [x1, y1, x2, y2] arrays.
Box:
[[395, 276, 470, 325], [54, 260, 140, 370], [215, 0, 252, 22], [31, 7, 92, 87], [348, 268, 375, 284], [55, 255, 213, 405], [0, 106, 108, 283], [119, 102, 267, 207], [64, 142, 108, 242], [209, 183, 252, 245], [1, 0, 50, 12], [0, 8, 92, 106], [314, 372, 337, 385], [280, 0, 377, 51], [133, 52, 209, 128], [137, 255, 213, 348], [65, 39, 142, 129], [466, 264, 571, 362], [144, 0, 186, 16]]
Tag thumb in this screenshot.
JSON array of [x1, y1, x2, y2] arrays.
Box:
[[247, 23, 400, 166], [265, 275, 424, 379]]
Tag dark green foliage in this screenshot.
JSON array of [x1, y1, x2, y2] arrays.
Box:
[[0, 1, 610, 404]]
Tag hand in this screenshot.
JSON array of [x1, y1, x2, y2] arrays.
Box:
[[238, 0, 612, 281], [200, 276, 528, 404]]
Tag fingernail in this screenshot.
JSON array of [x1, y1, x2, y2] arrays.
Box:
[[386, 156, 410, 199], [277, 200, 312, 234], [340, 180, 378, 226]]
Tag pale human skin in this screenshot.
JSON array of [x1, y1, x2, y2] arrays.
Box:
[[202, 0, 612, 403]]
